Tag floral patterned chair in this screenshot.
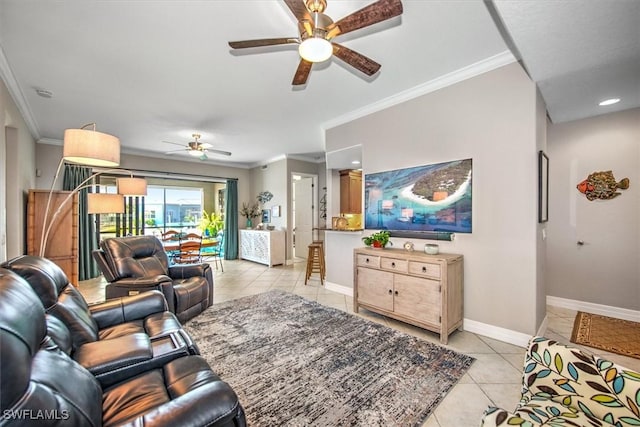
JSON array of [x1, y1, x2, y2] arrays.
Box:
[[482, 336, 640, 426]]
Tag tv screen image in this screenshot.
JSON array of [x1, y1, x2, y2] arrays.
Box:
[[364, 158, 472, 234]]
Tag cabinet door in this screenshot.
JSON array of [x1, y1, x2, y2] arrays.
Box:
[[356, 267, 394, 312], [349, 175, 362, 213], [393, 274, 441, 325]]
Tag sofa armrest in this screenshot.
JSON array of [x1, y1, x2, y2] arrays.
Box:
[[111, 275, 173, 287], [168, 263, 208, 279], [74, 333, 152, 386], [89, 290, 168, 329], [105, 275, 176, 313]]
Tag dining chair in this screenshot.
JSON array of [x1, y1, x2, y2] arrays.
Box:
[[204, 231, 224, 272], [174, 237, 202, 265], [161, 229, 181, 264]]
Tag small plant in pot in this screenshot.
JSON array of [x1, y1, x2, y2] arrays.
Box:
[[362, 230, 392, 249]]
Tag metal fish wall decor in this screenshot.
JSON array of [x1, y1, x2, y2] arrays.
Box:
[[576, 170, 630, 201]]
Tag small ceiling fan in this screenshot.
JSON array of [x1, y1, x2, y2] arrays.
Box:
[[163, 133, 232, 160], [228, 0, 403, 85]]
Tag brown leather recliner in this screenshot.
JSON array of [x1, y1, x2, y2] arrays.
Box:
[[94, 235, 214, 323]]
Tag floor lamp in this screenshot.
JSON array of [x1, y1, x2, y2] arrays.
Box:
[[39, 123, 147, 256]]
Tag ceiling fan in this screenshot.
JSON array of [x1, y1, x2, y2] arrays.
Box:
[[228, 0, 403, 85], [163, 133, 232, 160]]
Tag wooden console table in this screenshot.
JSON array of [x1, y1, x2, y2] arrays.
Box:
[[353, 247, 463, 344]]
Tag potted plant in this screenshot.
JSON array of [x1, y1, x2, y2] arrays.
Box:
[[362, 230, 392, 249], [198, 210, 224, 237]]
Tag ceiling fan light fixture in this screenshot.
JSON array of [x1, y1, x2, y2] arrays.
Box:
[[299, 37, 332, 63], [188, 149, 203, 157]]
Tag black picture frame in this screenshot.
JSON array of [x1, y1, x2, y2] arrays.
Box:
[[538, 150, 549, 223]]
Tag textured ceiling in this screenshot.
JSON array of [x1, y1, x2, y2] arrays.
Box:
[[492, 0, 640, 123], [0, 0, 637, 168]]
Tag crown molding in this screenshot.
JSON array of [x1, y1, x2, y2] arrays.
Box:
[[37, 137, 61, 146], [0, 45, 40, 140], [322, 50, 516, 131]]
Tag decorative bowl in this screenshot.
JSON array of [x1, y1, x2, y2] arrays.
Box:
[[424, 244, 439, 255]]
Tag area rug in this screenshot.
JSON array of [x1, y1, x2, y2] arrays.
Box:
[[571, 311, 640, 359], [184, 290, 474, 426]]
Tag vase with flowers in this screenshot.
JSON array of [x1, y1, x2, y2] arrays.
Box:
[[240, 202, 260, 229]]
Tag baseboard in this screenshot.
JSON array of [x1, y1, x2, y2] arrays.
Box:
[[325, 281, 353, 297], [546, 296, 640, 322], [463, 318, 531, 348], [537, 315, 549, 337]]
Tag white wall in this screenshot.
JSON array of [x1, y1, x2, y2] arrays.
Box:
[[326, 63, 544, 335], [1, 77, 36, 259], [547, 108, 640, 310]]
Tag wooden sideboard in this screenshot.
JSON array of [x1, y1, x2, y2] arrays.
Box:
[[353, 247, 463, 344], [27, 189, 79, 284], [239, 229, 285, 267]]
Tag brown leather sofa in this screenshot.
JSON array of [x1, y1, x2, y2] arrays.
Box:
[[2, 254, 198, 386], [0, 262, 246, 427], [94, 235, 214, 323]]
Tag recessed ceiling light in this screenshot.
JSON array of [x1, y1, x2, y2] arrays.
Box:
[[599, 98, 620, 106], [351, 160, 361, 165], [35, 88, 53, 98]]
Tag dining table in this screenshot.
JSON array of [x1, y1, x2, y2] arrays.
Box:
[[162, 238, 219, 253]]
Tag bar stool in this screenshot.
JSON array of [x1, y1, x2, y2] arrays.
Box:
[[305, 241, 325, 285]]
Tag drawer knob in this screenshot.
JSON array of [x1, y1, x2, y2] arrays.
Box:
[[394, 291, 399, 296], [422, 266, 427, 272], [388, 289, 392, 295], [391, 262, 396, 268], [365, 258, 370, 263]]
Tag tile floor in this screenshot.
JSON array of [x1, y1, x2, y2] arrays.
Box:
[[78, 258, 640, 427]]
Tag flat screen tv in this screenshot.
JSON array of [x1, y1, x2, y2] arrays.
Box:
[[364, 158, 472, 237]]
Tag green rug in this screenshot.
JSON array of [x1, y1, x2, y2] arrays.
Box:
[[185, 290, 474, 426]]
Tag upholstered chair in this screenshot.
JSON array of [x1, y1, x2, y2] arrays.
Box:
[[94, 235, 213, 322]]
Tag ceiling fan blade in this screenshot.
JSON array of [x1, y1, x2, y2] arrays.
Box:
[[228, 38, 299, 49], [284, 0, 312, 22], [292, 59, 313, 85], [162, 140, 186, 147], [208, 148, 232, 157], [332, 43, 381, 76], [328, 0, 403, 38]]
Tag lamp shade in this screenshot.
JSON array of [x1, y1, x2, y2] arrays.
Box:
[[117, 177, 147, 196], [63, 128, 120, 167], [298, 37, 332, 63], [88, 193, 124, 214]]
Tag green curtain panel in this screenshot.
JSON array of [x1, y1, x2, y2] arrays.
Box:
[[224, 179, 238, 260], [63, 164, 99, 280]]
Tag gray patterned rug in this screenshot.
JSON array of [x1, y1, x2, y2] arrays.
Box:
[[184, 290, 474, 426]]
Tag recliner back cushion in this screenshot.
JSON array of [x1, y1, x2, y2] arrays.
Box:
[[101, 236, 170, 280], [0, 269, 102, 426], [2, 255, 99, 349]]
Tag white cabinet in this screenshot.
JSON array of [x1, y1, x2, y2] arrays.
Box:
[[354, 247, 463, 344], [239, 229, 285, 267]]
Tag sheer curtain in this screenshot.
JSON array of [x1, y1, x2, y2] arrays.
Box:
[[63, 164, 99, 280], [224, 179, 238, 259]]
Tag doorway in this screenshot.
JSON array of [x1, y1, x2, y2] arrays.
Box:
[[292, 173, 317, 259]]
